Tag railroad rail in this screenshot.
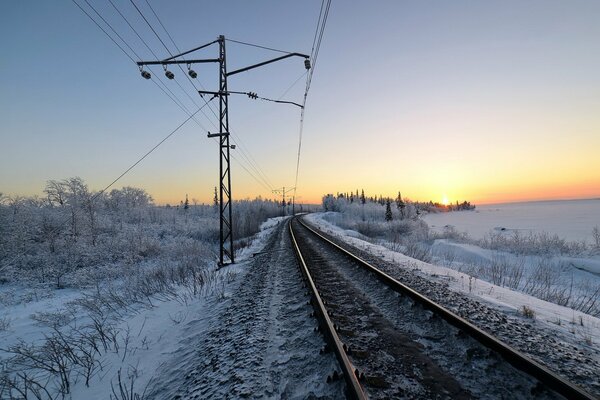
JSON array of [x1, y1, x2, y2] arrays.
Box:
[[289, 216, 595, 399]]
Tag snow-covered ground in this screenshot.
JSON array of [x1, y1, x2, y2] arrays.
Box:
[[0, 217, 261, 398], [145, 217, 342, 399], [0, 216, 340, 399], [419, 200, 600, 318], [306, 212, 600, 358], [424, 198, 600, 243]]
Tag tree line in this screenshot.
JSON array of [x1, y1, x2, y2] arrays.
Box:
[[322, 189, 475, 221]]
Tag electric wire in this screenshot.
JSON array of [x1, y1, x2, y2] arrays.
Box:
[[77, 0, 294, 197], [133, 0, 276, 193], [73, 0, 194, 119], [3, 103, 211, 269], [139, 0, 278, 192], [225, 38, 292, 54], [97, 104, 210, 199], [293, 0, 331, 204], [72, 0, 274, 195], [277, 70, 308, 100], [82, 0, 142, 59], [71, 0, 136, 64], [106, 0, 210, 132]]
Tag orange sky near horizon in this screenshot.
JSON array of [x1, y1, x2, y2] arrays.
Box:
[[2, 2, 600, 208]]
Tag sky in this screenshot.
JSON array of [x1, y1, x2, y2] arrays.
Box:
[[1, 1, 599, 205]]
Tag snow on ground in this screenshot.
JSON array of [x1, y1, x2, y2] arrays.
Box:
[[0, 215, 299, 399], [424, 198, 600, 243], [0, 269, 236, 398], [143, 217, 343, 399], [306, 212, 600, 352], [430, 238, 600, 285]]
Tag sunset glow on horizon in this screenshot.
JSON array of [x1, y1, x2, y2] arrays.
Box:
[[2, 2, 600, 207]]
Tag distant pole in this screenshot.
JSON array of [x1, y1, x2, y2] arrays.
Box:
[[273, 186, 295, 216]]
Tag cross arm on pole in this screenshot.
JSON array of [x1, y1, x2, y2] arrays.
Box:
[[137, 58, 220, 66], [227, 53, 309, 77], [162, 39, 219, 61]]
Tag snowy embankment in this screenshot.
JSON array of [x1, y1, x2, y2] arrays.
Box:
[[306, 212, 600, 350], [0, 216, 284, 399]]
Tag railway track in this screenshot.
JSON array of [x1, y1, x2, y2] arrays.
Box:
[[289, 216, 595, 400]]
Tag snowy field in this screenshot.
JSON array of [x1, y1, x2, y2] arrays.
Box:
[[0, 213, 286, 399], [424, 198, 600, 243], [0, 180, 292, 398], [419, 199, 600, 318]]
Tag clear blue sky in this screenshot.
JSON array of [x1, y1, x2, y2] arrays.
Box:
[[2, 1, 599, 204]]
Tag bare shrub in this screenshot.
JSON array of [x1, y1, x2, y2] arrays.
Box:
[[30, 310, 74, 329], [521, 305, 535, 319], [0, 316, 11, 332], [404, 240, 431, 263], [593, 226, 600, 250], [110, 368, 146, 400]]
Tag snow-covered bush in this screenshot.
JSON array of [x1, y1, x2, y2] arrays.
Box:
[[320, 197, 431, 261], [0, 178, 283, 289]]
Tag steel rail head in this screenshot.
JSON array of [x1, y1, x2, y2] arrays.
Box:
[[296, 217, 596, 400], [289, 218, 367, 400]]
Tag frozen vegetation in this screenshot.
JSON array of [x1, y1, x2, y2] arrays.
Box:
[[318, 194, 600, 318], [0, 178, 287, 399]]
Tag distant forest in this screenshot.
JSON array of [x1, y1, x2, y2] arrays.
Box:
[[322, 189, 475, 217]]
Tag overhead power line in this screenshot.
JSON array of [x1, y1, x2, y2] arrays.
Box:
[[137, 1, 277, 192], [225, 38, 293, 54], [100, 104, 211, 195], [71, 0, 136, 63], [293, 0, 332, 208], [72, 0, 278, 196], [2, 102, 212, 271]]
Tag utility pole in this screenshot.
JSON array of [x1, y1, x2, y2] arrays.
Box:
[[272, 186, 295, 216], [291, 195, 303, 215], [136, 35, 309, 266]]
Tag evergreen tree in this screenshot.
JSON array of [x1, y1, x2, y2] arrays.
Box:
[[360, 189, 366, 205], [396, 191, 406, 219], [213, 187, 218, 208], [385, 199, 393, 221], [183, 194, 189, 210]]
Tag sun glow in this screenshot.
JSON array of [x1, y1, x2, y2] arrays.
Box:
[[441, 195, 449, 206]]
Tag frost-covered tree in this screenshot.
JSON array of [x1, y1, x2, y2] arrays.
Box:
[[593, 226, 600, 249], [385, 199, 393, 221], [360, 189, 366, 205]]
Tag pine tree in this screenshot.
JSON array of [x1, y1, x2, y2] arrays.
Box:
[[360, 189, 366, 204], [213, 187, 218, 208], [396, 191, 406, 219], [385, 199, 393, 221], [184, 194, 189, 210]]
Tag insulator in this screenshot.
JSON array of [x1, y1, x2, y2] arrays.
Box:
[[188, 69, 198, 79], [165, 70, 175, 79], [140, 70, 151, 79], [304, 58, 311, 70]]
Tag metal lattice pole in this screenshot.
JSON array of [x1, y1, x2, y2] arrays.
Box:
[[136, 35, 309, 267], [218, 35, 234, 265]]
